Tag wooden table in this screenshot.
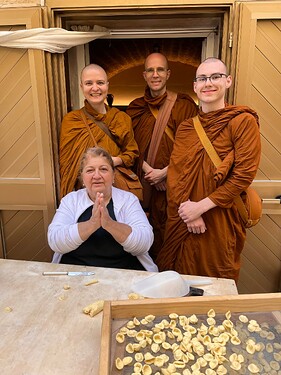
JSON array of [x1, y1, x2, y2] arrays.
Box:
[[0, 259, 238, 375]]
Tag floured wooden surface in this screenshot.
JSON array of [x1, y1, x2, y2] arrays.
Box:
[[0, 259, 237, 375]]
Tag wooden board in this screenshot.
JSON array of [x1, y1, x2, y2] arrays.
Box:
[[99, 293, 281, 374]]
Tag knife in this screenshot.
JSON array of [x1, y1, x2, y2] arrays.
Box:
[[42, 271, 95, 276]]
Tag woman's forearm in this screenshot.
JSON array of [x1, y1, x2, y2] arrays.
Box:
[[102, 219, 132, 244]]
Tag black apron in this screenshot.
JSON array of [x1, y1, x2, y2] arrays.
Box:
[[61, 199, 145, 270]]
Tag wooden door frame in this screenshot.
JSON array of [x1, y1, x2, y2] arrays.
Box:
[[44, 2, 236, 201]]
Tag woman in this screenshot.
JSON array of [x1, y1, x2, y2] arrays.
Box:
[[59, 63, 139, 198], [49, 147, 157, 271]]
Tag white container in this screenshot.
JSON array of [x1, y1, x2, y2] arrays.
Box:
[[131, 270, 212, 298]]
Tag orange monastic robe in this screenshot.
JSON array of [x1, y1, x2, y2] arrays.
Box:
[[127, 87, 197, 259], [157, 105, 261, 282], [59, 100, 139, 198]]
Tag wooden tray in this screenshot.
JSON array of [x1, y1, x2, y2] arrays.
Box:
[[99, 293, 281, 375]]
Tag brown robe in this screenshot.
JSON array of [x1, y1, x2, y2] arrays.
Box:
[[59, 100, 139, 198], [127, 87, 198, 259], [156, 105, 261, 282]]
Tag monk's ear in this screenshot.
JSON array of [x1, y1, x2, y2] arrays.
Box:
[[166, 69, 171, 80], [226, 75, 232, 88], [143, 71, 148, 82], [193, 81, 198, 95]]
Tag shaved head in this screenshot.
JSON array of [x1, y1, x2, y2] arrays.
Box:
[[196, 57, 228, 76], [80, 64, 108, 83], [144, 53, 169, 70]]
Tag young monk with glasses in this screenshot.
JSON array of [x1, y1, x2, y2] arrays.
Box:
[[157, 57, 261, 283]]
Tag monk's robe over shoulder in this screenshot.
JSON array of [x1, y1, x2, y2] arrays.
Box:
[[126, 87, 198, 259], [59, 100, 139, 198], [157, 105, 261, 282], [127, 88, 198, 176]]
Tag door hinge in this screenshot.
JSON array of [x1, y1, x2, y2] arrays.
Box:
[[229, 32, 233, 48]]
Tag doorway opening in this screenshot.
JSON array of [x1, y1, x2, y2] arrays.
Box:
[[88, 37, 203, 110], [60, 6, 229, 111]]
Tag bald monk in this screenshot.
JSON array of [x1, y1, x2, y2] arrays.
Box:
[[127, 53, 197, 260], [59, 64, 139, 198], [157, 57, 261, 282]]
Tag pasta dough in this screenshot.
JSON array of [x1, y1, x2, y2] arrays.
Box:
[[84, 279, 99, 286], [82, 300, 104, 317]]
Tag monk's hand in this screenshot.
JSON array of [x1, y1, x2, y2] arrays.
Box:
[[144, 168, 166, 185], [154, 181, 166, 191], [186, 217, 207, 234], [112, 156, 123, 167], [178, 200, 204, 223]]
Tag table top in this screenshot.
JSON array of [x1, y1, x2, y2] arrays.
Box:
[[0, 259, 238, 375]]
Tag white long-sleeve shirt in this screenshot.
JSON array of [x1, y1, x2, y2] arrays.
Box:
[[48, 187, 158, 272]]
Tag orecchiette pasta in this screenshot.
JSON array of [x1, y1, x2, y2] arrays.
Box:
[[114, 309, 281, 374]]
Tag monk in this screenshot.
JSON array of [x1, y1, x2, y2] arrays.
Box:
[[157, 57, 261, 282], [127, 53, 197, 259], [59, 64, 139, 198]]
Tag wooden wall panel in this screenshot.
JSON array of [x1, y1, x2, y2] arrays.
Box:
[[239, 216, 281, 294], [1, 210, 52, 262]]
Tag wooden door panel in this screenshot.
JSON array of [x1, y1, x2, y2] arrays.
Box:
[[256, 20, 281, 70], [0, 9, 55, 261], [1, 125, 37, 177], [253, 52, 281, 112], [0, 56, 31, 110], [235, 2, 281, 293], [0, 89, 33, 137], [258, 138, 281, 179], [251, 90, 281, 145], [0, 49, 26, 81]]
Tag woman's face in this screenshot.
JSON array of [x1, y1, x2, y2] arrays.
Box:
[[80, 66, 109, 110], [81, 155, 114, 200]]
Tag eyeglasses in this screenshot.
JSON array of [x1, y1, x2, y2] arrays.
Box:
[[194, 73, 228, 84], [144, 67, 169, 76]]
